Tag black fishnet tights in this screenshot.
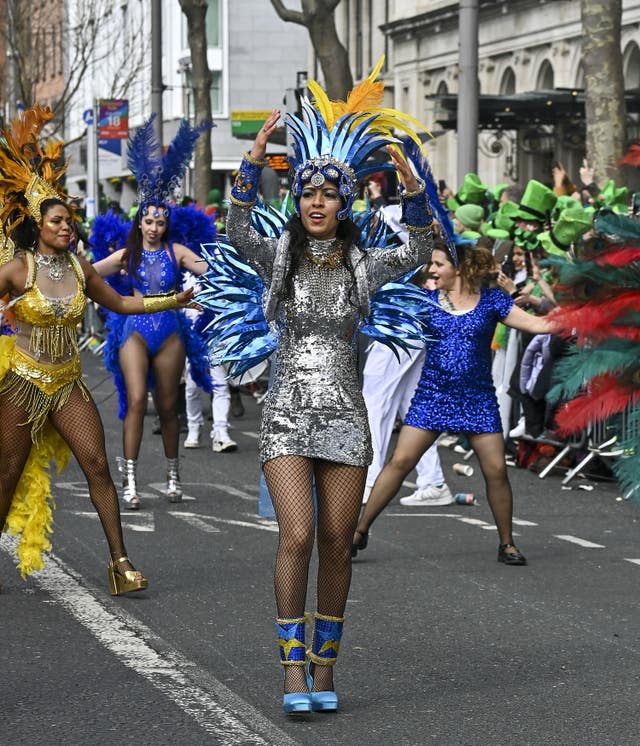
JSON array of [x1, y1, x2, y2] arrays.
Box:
[[263, 455, 366, 693], [0, 384, 135, 575]]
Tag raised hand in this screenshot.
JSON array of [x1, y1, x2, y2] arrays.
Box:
[[250, 109, 281, 161], [387, 147, 419, 193]]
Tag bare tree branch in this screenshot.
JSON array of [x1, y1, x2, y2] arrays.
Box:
[[269, 0, 305, 25]]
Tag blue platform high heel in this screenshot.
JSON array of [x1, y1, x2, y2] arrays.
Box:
[[276, 617, 312, 715], [306, 613, 344, 712]]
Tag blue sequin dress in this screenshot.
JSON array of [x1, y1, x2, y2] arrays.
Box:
[[102, 243, 212, 418], [405, 287, 513, 434]]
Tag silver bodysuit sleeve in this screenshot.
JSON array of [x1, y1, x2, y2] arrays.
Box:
[[364, 228, 434, 295], [226, 203, 278, 285]]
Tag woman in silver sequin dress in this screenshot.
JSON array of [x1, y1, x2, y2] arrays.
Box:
[[227, 107, 433, 714]]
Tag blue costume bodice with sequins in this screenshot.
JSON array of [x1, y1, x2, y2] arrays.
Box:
[[129, 244, 181, 294], [405, 287, 514, 434]]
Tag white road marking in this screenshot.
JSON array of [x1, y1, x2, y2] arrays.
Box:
[[513, 518, 538, 526], [69, 510, 155, 533], [0, 536, 298, 746], [624, 559, 640, 566], [148, 482, 195, 500], [170, 513, 221, 533], [168, 512, 278, 533], [457, 517, 491, 527], [555, 535, 605, 548], [402, 480, 417, 488], [240, 431, 260, 439], [212, 484, 257, 502]]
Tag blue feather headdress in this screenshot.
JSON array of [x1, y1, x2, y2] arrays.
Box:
[[287, 55, 430, 220], [127, 114, 211, 217]]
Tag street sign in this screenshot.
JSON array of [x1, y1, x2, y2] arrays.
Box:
[[98, 99, 129, 139], [82, 108, 94, 126]]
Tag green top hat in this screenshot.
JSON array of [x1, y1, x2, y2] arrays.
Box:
[[483, 227, 511, 241], [492, 183, 509, 202], [459, 229, 481, 241], [514, 179, 558, 224], [481, 200, 518, 237], [600, 179, 629, 212], [551, 195, 580, 223], [447, 172, 489, 211], [455, 203, 484, 231], [538, 207, 593, 256]]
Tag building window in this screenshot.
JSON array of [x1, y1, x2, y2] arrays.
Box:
[[186, 69, 223, 117], [182, 0, 221, 48]]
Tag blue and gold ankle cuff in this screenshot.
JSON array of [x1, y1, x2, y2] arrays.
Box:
[[308, 613, 344, 666], [276, 617, 306, 666]]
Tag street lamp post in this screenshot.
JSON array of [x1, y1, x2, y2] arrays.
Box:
[[457, 0, 479, 184]]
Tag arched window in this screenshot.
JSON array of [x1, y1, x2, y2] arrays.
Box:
[[537, 60, 554, 90], [623, 42, 640, 89], [500, 67, 515, 95]]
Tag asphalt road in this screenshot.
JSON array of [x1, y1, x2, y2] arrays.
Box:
[[3, 349, 640, 746]]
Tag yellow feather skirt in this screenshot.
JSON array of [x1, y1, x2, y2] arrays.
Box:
[[0, 335, 72, 578]]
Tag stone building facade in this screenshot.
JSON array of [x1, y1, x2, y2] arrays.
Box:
[[334, 0, 640, 191]]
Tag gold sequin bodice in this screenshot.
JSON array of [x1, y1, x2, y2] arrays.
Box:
[[12, 251, 87, 364]]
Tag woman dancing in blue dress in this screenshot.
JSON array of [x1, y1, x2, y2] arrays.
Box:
[[352, 238, 554, 565]]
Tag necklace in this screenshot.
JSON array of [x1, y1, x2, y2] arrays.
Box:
[[438, 289, 456, 312], [35, 252, 68, 282], [304, 241, 343, 270]]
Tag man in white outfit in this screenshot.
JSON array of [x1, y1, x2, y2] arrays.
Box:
[[361, 204, 453, 507], [361, 341, 453, 506], [182, 272, 237, 452]]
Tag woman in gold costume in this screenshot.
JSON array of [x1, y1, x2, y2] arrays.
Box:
[[0, 106, 194, 594]]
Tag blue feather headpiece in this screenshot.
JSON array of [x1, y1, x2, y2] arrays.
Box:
[[287, 56, 430, 220], [127, 114, 211, 218]]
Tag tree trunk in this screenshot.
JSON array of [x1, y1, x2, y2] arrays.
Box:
[[178, 0, 213, 206], [306, 12, 353, 99], [270, 0, 353, 99], [581, 0, 626, 186]]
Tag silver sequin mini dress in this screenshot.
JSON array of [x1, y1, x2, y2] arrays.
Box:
[[227, 204, 432, 466]]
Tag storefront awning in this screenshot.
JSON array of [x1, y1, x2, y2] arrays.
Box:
[[429, 89, 640, 130]]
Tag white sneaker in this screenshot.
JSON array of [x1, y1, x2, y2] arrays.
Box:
[[509, 418, 526, 438], [183, 427, 201, 448], [400, 484, 454, 507], [212, 430, 238, 453]]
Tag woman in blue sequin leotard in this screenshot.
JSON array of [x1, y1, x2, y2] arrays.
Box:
[[94, 206, 210, 508], [353, 239, 554, 565]]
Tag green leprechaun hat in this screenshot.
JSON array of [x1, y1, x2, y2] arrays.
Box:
[[514, 179, 558, 225], [599, 179, 629, 213], [538, 207, 593, 256], [455, 203, 484, 231], [447, 172, 489, 211], [551, 195, 581, 222], [481, 200, 518, 238]]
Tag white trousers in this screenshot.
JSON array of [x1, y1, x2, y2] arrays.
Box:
[[184, 364, 231, 436], [362, 341, 444, 490]]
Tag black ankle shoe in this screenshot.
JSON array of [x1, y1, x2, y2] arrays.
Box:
[[351, 529, 369, 558], [498, 543, 527, 566]]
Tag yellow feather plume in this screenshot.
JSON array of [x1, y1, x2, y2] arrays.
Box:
[[306, 55, 431, 160]]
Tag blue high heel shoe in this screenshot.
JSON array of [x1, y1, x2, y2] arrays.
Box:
[[283, 691, 312, 714], [306, 661, 338, 712], [276, 617, 312, 715]]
